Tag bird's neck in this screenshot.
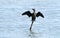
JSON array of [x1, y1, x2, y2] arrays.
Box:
[[33, 10, 35, 13]]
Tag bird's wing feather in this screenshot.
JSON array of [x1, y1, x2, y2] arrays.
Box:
[[36, 12, 44, 18], [22, 11, 32, 17]]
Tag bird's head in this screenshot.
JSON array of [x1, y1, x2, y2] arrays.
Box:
[[32, 9, 35, 13]]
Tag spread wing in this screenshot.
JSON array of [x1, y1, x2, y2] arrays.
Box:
[[36, 12, 44, 18], [22, 11, 32, 17]]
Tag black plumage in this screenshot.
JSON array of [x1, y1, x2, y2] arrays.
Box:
[[36, 12, 44, 18], [22, 9, 44, 31], [22, 11, 32, 17]]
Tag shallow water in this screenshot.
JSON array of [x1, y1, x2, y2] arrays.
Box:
[[0, 0, 60, 38]]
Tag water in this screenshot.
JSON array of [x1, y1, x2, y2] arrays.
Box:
[[0, 0, 60, 38]]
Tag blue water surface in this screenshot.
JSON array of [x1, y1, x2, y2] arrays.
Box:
[[0, 0, 60, 38]]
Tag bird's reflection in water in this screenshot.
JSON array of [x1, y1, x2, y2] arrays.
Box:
[[28, 30, 38, 38]]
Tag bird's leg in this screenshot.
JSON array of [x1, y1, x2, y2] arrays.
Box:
[[30, 21, 34, 31]]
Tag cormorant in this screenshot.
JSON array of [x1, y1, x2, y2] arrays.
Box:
[[22, 9, 44, 31]]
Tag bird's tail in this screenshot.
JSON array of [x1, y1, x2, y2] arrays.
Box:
[[30, 21, 34, 31]]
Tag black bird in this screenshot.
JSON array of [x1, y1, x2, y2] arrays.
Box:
[[22, 9, 44, 31]]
